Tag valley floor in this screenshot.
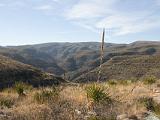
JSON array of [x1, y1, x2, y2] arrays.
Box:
[[0, 80, 160, 120]]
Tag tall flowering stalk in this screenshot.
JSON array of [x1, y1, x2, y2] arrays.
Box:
[[98, 28, 105, 82]]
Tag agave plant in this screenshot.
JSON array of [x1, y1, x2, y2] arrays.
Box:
[[85, 84, 111, 103]]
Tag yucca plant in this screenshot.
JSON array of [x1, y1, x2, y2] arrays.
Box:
[[86, 84, 111, 103], [14, 82, 25, 96], [14, 81, 33, 96]]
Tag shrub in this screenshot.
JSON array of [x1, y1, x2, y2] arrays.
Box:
[[145, 48, 156, 55], [14, 82, 33, 96], [143, 76, 157, 85], [34, 87, 59, 104], [85, 84, 111, 103], [14, 82, 25, 96], [0, 97, 14, 108]]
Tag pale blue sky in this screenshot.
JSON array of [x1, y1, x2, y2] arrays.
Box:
[[0, 0, 160, 45]]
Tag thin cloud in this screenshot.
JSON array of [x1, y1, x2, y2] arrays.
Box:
[[66, 0, 116, 19], [65, 0, 160, 36], [52, 0, 60, 2], [73, 22, 99, 33], [34, 5, 53, 10], [96, 14, 160, 35]]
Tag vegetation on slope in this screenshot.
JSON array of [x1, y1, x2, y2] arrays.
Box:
[[0, 41, 160, 81], [0, 55, 64, 88], [76, 55, 160, 82]]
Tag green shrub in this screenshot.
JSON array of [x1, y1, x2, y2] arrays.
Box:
[[14, 82, 33, 96], [145, 48, 156, 55], [143, 76, 157, 85], [85, 84, 111, 103], [14, 82, 25, 96], [34, 87, 59, 104], [0, 97, 14, 108]]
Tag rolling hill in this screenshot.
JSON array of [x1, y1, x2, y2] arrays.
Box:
[[0, 55, 64, 88], [75, 55, 160, 82], [0, 41, 160, 82]]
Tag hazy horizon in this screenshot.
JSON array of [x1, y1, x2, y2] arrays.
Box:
[[0, 0, 160, 45], [0, 40, 159, 47]]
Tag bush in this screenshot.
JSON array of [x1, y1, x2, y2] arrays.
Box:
[[14, 82, 25, 96], [85, 84, 111, 103], [143, 76, 157, 85], [34, 87, 59, 104], [145, 48, 156, 55], [14, 82, 33, 96], [0, 97, 14, 108]]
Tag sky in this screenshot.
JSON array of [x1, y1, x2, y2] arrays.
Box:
[[0, 0, 160, 46]]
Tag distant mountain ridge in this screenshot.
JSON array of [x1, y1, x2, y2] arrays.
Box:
[[0, 41, 160, 82]]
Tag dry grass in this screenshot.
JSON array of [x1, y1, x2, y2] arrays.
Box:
[[0, 81, 159, 120]]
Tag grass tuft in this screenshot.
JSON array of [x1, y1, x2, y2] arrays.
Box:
[[0, 97, 14, 108], [143, 76, 157, 85], [34, 87, 59, 104], [138, 97, 160, 116]]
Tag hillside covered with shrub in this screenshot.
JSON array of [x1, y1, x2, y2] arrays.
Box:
[[76, 55, 160, 82], [0, 41, 160, 81], [0, 55, 64, 88]]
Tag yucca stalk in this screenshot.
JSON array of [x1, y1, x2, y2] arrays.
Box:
[[97, 28, 105, 82]]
